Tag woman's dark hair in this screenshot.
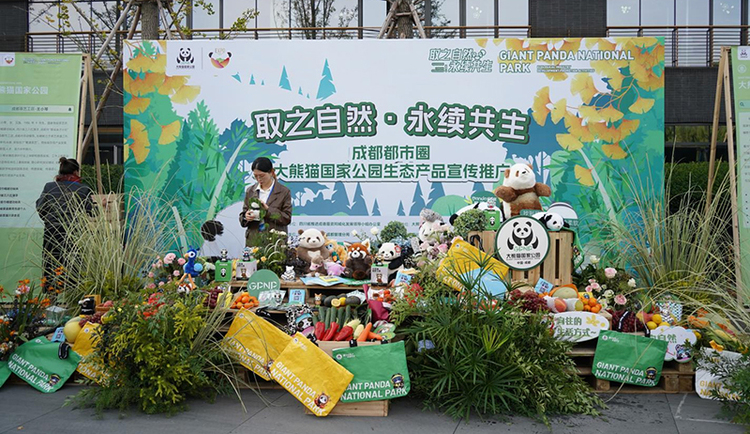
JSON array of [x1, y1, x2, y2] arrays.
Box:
[[58, 157, 80, 175], [251, 157, 274, 173]]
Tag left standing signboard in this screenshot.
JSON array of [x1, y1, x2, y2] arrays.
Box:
[[0, 53, 82, 294]]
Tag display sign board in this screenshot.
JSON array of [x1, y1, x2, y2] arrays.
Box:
[[551, 311, 609, 342], [650, 325, 696, 362], [495, 216, 549, 270], [731, 46, 750, 297], [0, 53, 81, 293], [122, 38, 665, 259], [695, 349, 742, 400]]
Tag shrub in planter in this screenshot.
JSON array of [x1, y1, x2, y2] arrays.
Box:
[[380, 221, 408, 243], [68, 291, 243, 415], [402, 254, 601, 422]]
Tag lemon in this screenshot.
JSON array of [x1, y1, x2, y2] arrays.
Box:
[[693, 331, 702, 340], [646, 321, 658, 330], [652, 314, 662, 324]]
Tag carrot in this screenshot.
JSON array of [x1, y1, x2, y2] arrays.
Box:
[[357, 322, 373, 342], [368, 331, 383, 341]]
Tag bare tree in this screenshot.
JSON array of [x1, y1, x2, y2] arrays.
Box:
[[274, 0, 357, 39]]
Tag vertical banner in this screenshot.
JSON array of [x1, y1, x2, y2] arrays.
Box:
[[123, 39, 664, 258], [731, 46, 750, 297], [0, 53, 81, 294]]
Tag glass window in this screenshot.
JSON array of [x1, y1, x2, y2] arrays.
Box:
[[607, 0, 639, 26], [330, 0, 358, 28], [498, 0, 528, 26], [676, 0, 709, 24], [641, 0, 674, 26], [467, 0, 494, 27], [362, 0, 387, 28], [29, 2, 59, 33], [431, 0, 459, 27], [714, 0, 741, 25], [192, 0, 219, 29]]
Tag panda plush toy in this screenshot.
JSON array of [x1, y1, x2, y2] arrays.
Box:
[[377, 242, 404, 283], [532, 211, 569, 232]]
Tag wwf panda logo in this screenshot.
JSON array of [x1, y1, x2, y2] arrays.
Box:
[[177, 47, 194, 64], [508, 220, 538, 250]]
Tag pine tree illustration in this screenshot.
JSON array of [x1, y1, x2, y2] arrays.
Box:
[[250, 74, 255, 85], [371, 199, 381, 216], [409, 183, 426, 216], [426, 182, 445, 208], [397, 201, 406, 216], [316, 59, 336, 100], [349, 183, 368, 216], [331, 181, 349, 214], [472, 182, 485, 193], [279, 66, 291, 91]]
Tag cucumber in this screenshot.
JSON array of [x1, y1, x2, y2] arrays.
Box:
[[324, 296, 337, 307], [312, 311, 319, 324], [338, 306, 346, 327], [318, 306, 327, 324], [344, 305, 351, 324]]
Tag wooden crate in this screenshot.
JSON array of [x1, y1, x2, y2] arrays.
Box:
[[511, 230, 574, 286], [467, 231, 496, 256], [305, 399, 389, 417]]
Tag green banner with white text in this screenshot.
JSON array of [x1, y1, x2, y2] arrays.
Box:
[[731, 47, 750, 297], [0, 53, 81, 296]]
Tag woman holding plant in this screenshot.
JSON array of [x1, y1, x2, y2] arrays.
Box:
[[239, 157, 292, 246]]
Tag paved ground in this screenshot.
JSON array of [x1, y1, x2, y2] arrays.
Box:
[[0, 385, 744, 434]]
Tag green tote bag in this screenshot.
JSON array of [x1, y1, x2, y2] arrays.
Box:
[[8, 337, 81, 393], [332, 341, 410, 402], [592, 330, 668, 387]]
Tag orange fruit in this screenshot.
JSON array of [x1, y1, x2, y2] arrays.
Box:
[[248, 296, 258, 303], [588, 298, 597, 306], [584, 305, 591, 311], [591, 305, 601, 313], [243, 302, 252, 309], [241, 294, 250, 304]]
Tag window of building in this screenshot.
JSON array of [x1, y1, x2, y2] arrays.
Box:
[[606, 0, 639, 26], [714, 0, 741, 25]]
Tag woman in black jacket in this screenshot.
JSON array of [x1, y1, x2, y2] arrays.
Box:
[[36, 157, 94, 285]]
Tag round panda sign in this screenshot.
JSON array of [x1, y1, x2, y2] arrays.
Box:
[[495, 216, 550, 270]]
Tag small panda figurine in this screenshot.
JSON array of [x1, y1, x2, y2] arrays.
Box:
[[377, 242, 404, 283], [532, 211, 569, 232], [78, 296, 96, 315]]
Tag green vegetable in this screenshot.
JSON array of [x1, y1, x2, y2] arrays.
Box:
[[344, 305, 351, 324], [345, 296, 361, 306], [337, 306, 346, 327], [324, 296, 337, 307]]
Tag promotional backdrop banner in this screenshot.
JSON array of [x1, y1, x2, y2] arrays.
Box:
[[0, 53, 81, 294], [122, 38, 664, 257]]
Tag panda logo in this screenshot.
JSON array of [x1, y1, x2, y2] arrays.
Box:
[[314, 393, 330, 409], [176, 47, 194, 64], [508, 220, 538, 250]]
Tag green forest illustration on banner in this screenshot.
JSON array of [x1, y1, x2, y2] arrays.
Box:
[[123, 38, 664, 252]]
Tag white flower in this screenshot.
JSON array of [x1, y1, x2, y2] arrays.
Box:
[[600, 300, 608, 309], [603, 290, 614, 298], [351, 230, 358, 236], [589, 255, 600, 265], [370, 227, 379, 235], [628, 278, 636, 288]]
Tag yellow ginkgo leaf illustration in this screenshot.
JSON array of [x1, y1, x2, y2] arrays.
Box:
[[602, 143, 628, 159], [544, 71, 568, 81], [571, 73, 598, 104], [599, 106, 624, 123], [575, 165, 595, 187], [550, 98, 567, 124], [476, 38, 488, 48], [505, 39, 525, 51], [560, 39, 581, 52], [158, 120, 181, 145], [128, 119, 150, 164], [123, 137, 130, 162], [172, 84, 201, 105], [532, 87, 551, 126], [630, 61, 651, 82], [565, 114, 594, 143], [129, 73, 164, 97], [598, 39, 617, 52], [579, 105, 602, 123], [619, 119, 640, 137], [123, 96, 150, 115], [127, 54, 155, 73], [630, 97, 655, 114], [158, 40, 167, 51], [592, 60, 624, 89], [556, 133, 584, 151], [589, 122, 621, 143], [159, 76, 188, 95], [638, 73, 664, 91]]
